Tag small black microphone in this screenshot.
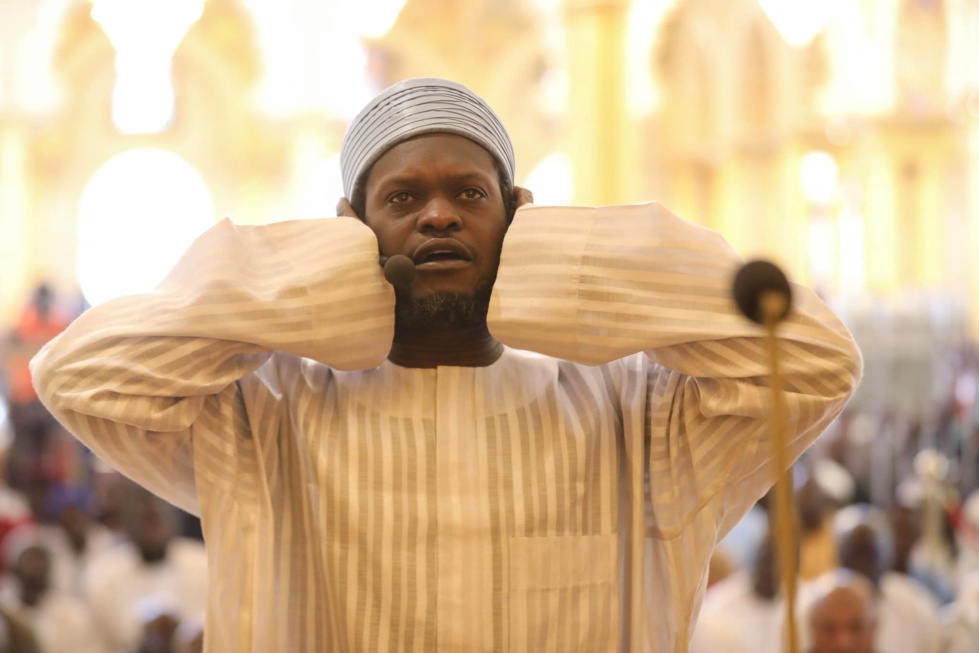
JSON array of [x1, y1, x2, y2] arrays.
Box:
[[383, 255, 417, 288], [732, 260, 793, 325]]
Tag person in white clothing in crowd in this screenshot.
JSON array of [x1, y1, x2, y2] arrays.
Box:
[[0, 545, 106, 653], [690, 530, 793, 653], [803, 569, 879, 653], [84, 485, 206, 653], [938, 569, 978, 653], [2, 485, 117, 603], [836, 516, 942, 653], [30, 77, 862, 652]]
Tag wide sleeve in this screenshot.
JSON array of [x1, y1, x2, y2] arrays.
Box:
[[488, 202, 862, 536], [30, 217, 394, 514]]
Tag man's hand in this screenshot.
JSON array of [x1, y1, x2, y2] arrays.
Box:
[[514, 186, 534, 209], [336, 198, 360, 219]]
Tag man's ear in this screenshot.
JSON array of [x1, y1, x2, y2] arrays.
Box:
[[513, 186, 534, 209], [336, 197, 361, 219]]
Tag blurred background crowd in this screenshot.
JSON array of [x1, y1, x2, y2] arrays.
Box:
[[1, 0, 978, 652]]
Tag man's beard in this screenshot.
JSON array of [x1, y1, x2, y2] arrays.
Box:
[[395, 283, 493, 330]]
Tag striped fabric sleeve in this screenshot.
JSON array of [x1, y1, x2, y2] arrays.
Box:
[[488, 202, 862, 533], [30, 217, 394, 513]]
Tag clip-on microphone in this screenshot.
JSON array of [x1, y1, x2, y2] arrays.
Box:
[[382, 255, 417, 288]]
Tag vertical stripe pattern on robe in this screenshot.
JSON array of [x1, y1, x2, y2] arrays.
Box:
[[31, 204, 862, 652]]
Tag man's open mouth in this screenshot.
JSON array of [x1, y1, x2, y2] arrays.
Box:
[[420, 251, 466, 263], [413, 240, 473, 267]]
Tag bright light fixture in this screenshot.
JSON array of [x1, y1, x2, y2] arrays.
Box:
[[800, 150, 839, 204], [758, 0, 839, 48], [340, 0, 409, 39], [91, 0, 204, 133], [77, 148, 215, 306], [626, 0, 678, 115], [523, 152, 574, 206]]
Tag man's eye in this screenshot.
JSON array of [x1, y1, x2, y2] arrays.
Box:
[[389, 192, 412, 204], [460, 188, 485, 200]]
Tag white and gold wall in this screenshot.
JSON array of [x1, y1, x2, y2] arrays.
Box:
[[1, 0, 978, 343]]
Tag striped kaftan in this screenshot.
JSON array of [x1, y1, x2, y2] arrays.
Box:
[[31, 203, 862, 652]]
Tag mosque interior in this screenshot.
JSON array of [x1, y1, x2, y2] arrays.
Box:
[[1, 0, 978, 486]]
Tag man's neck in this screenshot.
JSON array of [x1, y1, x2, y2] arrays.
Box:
[[388, 323, 503, 368]]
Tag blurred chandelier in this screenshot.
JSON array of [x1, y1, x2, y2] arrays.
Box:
[[758, 0, 837, 47], [91, 0, 205, 134], [345, 0, 408, 38]]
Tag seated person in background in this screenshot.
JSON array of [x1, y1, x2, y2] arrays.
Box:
[[690, 531, 791, 653], [135, 610, 181, 653], [891, 503, 921, 578], [799, 476, 839, 582], [890, 500, 953, 606], [953, 490, 979, 587], [803, 569, 879, 653], [836, 513, 941, 653], [173, 616, 204, 653], [0, 607, 39, 653], [85, 486, 206, 653], [939, 573, 978, 653], [2, 284, 73, 499], [3, 485, 117, 601], [0, 545, 105, 653], [0, 463, 33, 575]]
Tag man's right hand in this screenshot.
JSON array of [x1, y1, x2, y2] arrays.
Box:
[[336, 198, 360, 219]]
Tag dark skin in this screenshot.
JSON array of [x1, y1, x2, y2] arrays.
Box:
[[58, 504, 91, 553], [131, 503, 172, 564], [890, 505, 920, 574], [751, 527, 801, 600], [797, 478, 830, 532], [137, 614, 180, 653], [838, 524, 882, 586], [337, 133, 533, 369], [751, 534, 780, 600], [13, 546, 50, 608], [808, 586, 877, 653]]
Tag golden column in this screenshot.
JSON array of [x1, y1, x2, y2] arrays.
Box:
[[0, 3, 38, 322], [564, 0, 631, 206], [863, 126, 900, 294], [0, 119, 34, 323], [969, 111, 979, 338]]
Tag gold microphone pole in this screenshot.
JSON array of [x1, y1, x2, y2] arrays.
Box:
[[734, 261, 799, 653]]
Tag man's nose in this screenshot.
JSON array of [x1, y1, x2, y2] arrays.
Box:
[[417, 197, 461, 233]]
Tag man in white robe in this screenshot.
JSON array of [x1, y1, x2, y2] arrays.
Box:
[[29, 78, 862, 652], [690, 532, 789, 653], [84, 486, 206, 653], [0, 544, 106, 653], [803, 570, 879, 653], [940, 570, 978, 653], [2, 485, 118, 603], [837, 519, 942, 653]]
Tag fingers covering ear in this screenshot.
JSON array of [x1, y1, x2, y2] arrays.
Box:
[[336, 198, 360, 219], [514, 186, 534, 209]]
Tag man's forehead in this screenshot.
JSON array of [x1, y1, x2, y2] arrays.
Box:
[[364, 137, 499, 196], [812, 587, 871, 619]]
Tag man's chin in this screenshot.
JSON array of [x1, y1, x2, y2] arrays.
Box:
[[395, 289, 491, 329]]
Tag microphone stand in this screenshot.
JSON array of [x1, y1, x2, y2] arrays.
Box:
[[761, 291, 800, 653], [734, 261, 799, 653]]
